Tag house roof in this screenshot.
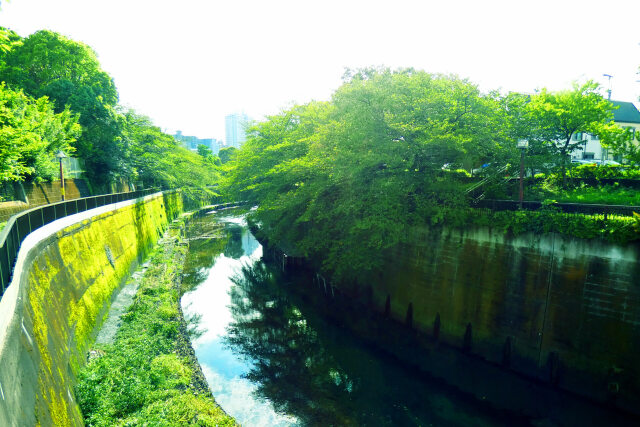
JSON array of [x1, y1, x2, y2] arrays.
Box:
[[611, 100, 640, 124]]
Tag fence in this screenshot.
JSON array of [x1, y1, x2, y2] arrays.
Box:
[[476, 199, 639, 218], [0, 188, 158, 297]]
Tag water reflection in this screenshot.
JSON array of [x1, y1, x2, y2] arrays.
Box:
[[183, 210, 640, 427], [184, 211, 518, 426], [183, 211, 517, 426], [182, 212, 295, 426], [225, 261, 514, 427]]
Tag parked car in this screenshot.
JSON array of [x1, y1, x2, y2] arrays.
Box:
[[570, 159, 600, 165]]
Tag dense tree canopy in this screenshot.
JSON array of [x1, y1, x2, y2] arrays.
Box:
[[222, 69, 517, 281], [120, 110, 219, 189], [0, 83, 80, 182], [0, 27, 219, 191], [0, 30, 123, 182], [222, 69, 627, 281]]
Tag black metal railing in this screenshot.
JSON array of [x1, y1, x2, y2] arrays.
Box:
[[0, 188, 159, 297], [476, 199, 640, 218]]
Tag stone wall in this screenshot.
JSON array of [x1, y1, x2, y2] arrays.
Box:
[[333, 226, 640, 415], [0, 190, 183, 426]]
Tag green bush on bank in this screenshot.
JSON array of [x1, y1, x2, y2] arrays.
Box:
[[525, 181, 640, 206], [569, 164, 640, 180], [434, 205, 640, 244], [75, 226, 236, 427], [533, 165, 640, 184]]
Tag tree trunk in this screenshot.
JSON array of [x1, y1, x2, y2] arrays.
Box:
[[561, 138, 570, 189]]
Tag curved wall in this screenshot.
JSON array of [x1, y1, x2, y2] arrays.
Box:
[[0, 191, 182, 426]]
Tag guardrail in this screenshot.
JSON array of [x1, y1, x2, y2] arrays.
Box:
[[0, 188, 158, 296], [476, 199, 640, 218]]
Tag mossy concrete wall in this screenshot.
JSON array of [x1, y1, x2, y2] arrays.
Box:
[[334, 226, 640, 414], [0, 190, 183, 426]]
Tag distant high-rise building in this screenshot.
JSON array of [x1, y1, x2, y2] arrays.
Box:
[[225, 112, 250, 148], [174, 131, 221, 154]]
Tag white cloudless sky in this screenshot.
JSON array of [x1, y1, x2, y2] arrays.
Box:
[[1, 0, 639, 141]]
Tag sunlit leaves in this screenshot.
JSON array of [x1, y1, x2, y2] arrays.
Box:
[[0, 84, 80, 182], [223, 69, 515, 282], [525, 81, 616, 184]]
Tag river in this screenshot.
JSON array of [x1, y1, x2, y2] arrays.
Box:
[[180, 208, 535, 426], [180, 208, 637, 427]]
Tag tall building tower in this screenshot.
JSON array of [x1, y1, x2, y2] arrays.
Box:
[[225, 112, 250, 148]]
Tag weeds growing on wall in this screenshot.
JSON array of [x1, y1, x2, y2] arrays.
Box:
[[75, 225, 236, 426]]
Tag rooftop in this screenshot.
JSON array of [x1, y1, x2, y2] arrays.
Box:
[[611, 100, 640, 124]]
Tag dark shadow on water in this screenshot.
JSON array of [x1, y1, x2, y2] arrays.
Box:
[[224, 261, 524, 427], [183, 211, 640, 427]]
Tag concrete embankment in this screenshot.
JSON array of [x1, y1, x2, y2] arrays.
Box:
[[0, 191, 182, 426], [264, 224, 640, 417]]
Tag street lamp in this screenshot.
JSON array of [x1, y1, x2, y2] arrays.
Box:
[[516, 140, 529, 209], [56, 150, 67, 201]]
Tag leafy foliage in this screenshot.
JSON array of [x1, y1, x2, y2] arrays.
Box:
[[436, 205, 639, 244], [0, 83, 80, 182], [222, 69, 515, 282], [120, 110, 219, 189], [217, 146, 237, 164], [0, 27, 219, 189], [527, 182, 640, 206], [566, 164, 640, 180], [223, 70, 640, 285], [0, 30, 123, 182], [524, 81, 620, 185]]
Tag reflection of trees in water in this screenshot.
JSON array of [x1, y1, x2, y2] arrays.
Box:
[[225, 262, 360, 426], [224, 263, 458, 426], [223, 226, 245, 259], [224, 262, 516, 427], [182, 217, 230, 291]]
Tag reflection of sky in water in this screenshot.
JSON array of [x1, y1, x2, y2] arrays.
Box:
[[181, 225, 297, 426]]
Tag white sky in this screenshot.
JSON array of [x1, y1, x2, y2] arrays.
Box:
[[1, 0, 639, 141]]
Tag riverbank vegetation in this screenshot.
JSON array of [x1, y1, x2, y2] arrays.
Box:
[[75, 224, 236, 426], [0, 27, 219, 191], [222, 68, 640, 283]]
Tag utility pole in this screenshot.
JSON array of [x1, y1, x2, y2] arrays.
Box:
[[56, 150, 67, 201], [603, 74, 613, 100]]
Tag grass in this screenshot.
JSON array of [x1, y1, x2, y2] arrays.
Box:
[[75, 221, 236, 427]]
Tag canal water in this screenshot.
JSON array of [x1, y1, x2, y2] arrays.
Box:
[[180, 208, 636, 427], [181, 208, 526, 426]]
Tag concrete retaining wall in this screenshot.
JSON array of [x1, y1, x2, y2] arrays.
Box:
[[0, 191, 183, 426], [0, 180, 92, 222], [328, 226, 640, 414]]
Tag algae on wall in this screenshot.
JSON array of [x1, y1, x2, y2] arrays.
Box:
[[0, 191, 183, 427], [334, 224, 640, 415]]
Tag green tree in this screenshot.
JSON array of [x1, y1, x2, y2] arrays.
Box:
[[223, 69, 513, 282], [0, 27, 21, 54], [0, 83, 80, 182], [526, 81, 617, 186], [218, 146, 237, 164], [0, 30, 122, 183], [196, 143, 218, 165], [121, 110, 219, 189]]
